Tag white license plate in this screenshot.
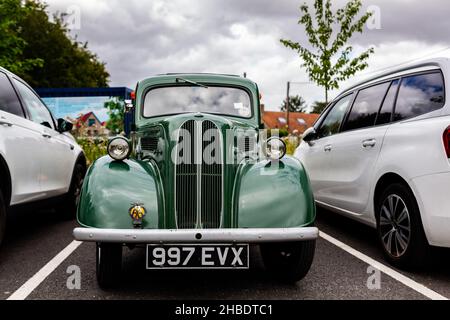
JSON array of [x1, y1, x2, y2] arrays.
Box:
[[146, 244, 249, 269]]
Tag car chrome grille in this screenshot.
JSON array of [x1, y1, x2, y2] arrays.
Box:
[[175, 120, 197, 229], [201, 120, 222, 228], [175, 119, 223, 229], [141, 137, 158, 152]]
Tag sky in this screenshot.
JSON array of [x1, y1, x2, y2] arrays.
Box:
[[44, 0, 450, 111]]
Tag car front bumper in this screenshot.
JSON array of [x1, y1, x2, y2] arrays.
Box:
[[73, 227, 319, 243]]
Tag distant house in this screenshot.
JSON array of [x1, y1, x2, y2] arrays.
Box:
[[261, 105, 319, 135], [72, 112, 109, 137]]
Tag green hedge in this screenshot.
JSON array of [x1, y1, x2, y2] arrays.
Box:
[[76, 137, 108, 165]]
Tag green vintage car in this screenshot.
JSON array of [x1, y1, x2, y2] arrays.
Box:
[[73, 73, 318, 287]]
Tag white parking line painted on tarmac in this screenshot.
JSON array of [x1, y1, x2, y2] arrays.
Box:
[[7, 240, 82, 300], [320, 231, 448, 300]]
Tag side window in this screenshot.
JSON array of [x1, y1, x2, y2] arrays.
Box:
[[0, 72, 24, 117], [376, 80, 399, 125], [394, 72, 445, 121], [316, 94, 353, 139], [12, 79, 54, 129], [342, 82, 390, 132]]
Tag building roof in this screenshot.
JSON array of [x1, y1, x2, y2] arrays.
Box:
[[76, 112, 102, 128], [262, 111, 319, 133]]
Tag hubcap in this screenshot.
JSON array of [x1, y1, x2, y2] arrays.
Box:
[[379, 194, 411, 258]]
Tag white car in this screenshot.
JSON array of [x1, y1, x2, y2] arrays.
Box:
[[297, 58, 450, 268], [0, 67, 86, 246]]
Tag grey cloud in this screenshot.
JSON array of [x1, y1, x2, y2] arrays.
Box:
[[44, 0, 450, 108]]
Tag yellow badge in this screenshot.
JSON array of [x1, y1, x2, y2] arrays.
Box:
[[129, 203, 146, 221]]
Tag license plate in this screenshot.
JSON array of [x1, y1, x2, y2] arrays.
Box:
[[146, 244, 249, 269]]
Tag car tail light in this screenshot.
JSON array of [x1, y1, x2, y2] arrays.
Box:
[[444, 126, 450, 158]]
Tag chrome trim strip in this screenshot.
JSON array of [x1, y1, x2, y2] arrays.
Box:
[[196, 120, 202, 228], [201, 119, 224, 228], [73, 227, 319, 243]]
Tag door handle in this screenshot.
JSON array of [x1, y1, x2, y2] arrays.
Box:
[[42, 133, 52, 139], [0, 118, 12, 127], [362, 139, 376, 148], [324, 144, 332, 152]]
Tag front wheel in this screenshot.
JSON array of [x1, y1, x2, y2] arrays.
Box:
[[261, 240, 316, 283], [96, 242, 122, 289], [376, 183, 430, 269], [0, 192, 6, 247], [60, 162, 85, 220]]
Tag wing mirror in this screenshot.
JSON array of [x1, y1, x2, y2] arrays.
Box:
[[302, 127, 317, 145], [124, 99, 134, 113], [57, 118, 73, 133]]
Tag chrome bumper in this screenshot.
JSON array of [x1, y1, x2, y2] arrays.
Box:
[[73, 227, 318, 243]]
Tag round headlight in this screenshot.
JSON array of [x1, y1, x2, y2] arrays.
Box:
[[265, 137, 286, 160], [108, 137, 131, 161]]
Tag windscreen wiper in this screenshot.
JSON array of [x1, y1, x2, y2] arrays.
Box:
[[175, 77, 208, 88]]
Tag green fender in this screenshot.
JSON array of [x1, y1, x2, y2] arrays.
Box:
[[77, 156, 164, 229], [234, 156, 316, 228]]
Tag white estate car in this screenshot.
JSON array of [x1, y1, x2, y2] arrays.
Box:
[[0, 67, 86, 246], [296, 58, 450, 268]]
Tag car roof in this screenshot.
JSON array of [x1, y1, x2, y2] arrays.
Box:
[[0, 66, 15, 77], [337, 57, 449, 99], [160, 72, 241, 77], [0, 65, 29, 84], [138, 73, 258, 89]]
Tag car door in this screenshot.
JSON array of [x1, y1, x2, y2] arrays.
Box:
[[326, 80, 399, 215], [0, 72, 48, 205], [297, 94, 354, 204], [12, 78, 74, 197]]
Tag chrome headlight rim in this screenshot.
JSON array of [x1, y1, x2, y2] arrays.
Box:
[[265, 137, 287, 160], [107, 136, 131, 161]]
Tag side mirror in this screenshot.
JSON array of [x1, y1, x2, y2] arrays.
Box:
[[57, 118, 73, 133], [302, 127, 317, 145], [124, 99, 134, 113]]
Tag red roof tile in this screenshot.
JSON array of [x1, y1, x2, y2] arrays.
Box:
[[262, 111, 319, 134]]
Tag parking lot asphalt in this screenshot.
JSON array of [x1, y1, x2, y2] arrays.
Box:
[[0, 207, 448, 300]]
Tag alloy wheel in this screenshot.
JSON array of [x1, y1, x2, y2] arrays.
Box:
[[379, 194, 411, 258]]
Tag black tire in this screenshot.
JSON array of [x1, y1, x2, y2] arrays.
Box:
[[0, 192, 6, 247], [376, 183, 430, 269], [96, 242, 122, 289], [261, 240, 316, 283], [60, 162, 85, 220]]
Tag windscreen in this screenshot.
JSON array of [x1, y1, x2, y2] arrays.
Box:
[[143, 86, 252, 118]]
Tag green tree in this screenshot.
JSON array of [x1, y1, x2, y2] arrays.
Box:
[[281, 95, 308, 112], [16, 0, 109, 88], [310, 101, 328, 114], [281, 0, 374, 103], [0, 0, 43, 73], [104, 98, 124, 134]]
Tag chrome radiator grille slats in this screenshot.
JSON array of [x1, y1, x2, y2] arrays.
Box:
[[141, 136, 158, 152], [201, 121, 222, 229], [175, 120, 197, 229], [175, 119, 223, 229]]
